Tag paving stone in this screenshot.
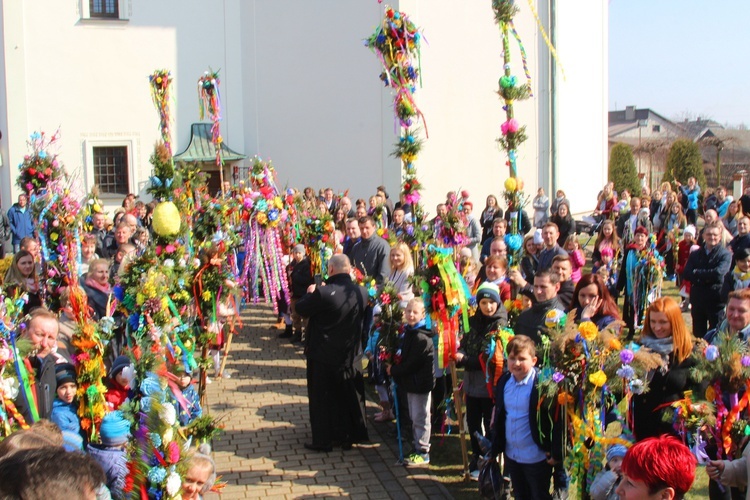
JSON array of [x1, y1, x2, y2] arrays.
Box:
[[207, 305, 453, 499]]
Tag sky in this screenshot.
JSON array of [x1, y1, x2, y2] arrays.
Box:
[[609, 0, 750, 127]]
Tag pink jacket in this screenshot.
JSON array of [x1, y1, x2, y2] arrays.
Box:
[[569, 249, 585, 284]]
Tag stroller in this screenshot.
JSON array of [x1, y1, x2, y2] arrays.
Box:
[[576, 213, 605, 256]]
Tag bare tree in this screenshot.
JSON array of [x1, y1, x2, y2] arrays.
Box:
[[699, 135, 737, 186], [633, 138, 672, 190]]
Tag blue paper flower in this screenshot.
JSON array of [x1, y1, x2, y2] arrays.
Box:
[[140, 374, 163, 397], [705, 345, 719, 362], [128, 313, 140, 331], [616, 365, 635, 380], [148, 466, 167, 484], [147, 488, 163, 500], [150, 432, 162, 447], [141, 396, 153, 413], [505, 233, 523, 252]]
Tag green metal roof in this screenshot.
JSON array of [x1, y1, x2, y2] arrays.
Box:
[[173, 123, 247, 162]]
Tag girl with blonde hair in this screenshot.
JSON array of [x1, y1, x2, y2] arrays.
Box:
[[387, 242, 414, 308], [4, 250, 41, 314]]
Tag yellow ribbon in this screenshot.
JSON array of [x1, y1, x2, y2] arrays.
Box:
[[525, 0, 566, 80]]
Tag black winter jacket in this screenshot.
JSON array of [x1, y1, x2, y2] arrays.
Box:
[[632, 352, 698, 441], [288, 257, 313, 298], [683, 245, 732, 306], [15, 354, 57, 421], [514, 297, 565, 347], [504, 209, 532, 236], [389, 324, 435, 394], [296, 273, 368, 370], [457, 308, 508, 398], [557, 280, 575, 311]]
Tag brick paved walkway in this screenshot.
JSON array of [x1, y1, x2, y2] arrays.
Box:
[[206, 305, 453, 499]]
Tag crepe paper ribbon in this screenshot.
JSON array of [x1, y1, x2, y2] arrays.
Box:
[[166, 297, 198, 372], [36, 193, 60, 263], [478, 352, 495, 399], [719, 381, 750, 458], [198, 70, 223, 169], [149, 70, 174, 155], [3, 397, 29, 432], [165, 376, 191, 414], [241, 209, 293, 310], [508, 22, 532, 95], [17, 356, 39, 423], [523, 0, 566, 80]]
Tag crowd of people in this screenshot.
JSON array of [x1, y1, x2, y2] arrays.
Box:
[[277, 179, 750, 500], [6, 175, 750, 499], [0, 192, 216, 499]]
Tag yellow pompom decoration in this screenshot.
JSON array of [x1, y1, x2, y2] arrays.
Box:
[[589, 370, 607, 388], [504, 177, 517, 192], [152, 201, 181, 236], [578, 321, 599, 342]]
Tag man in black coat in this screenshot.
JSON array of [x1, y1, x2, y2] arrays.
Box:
[[295, 254, 369, 451], [14, 308, 67, 422], [684, 221, 732, 338]]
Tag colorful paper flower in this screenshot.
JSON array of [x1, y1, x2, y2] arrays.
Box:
[[501, 119, 519, 135], [705, 345, 719, 362], [616, 365, 635, 380], [578, 321, 598, 342], [589, 370, 607, 388], [620, 349, 634, 364], [544, 309, 565, 328]]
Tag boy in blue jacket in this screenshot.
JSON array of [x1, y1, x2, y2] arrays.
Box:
[[49, 363, 83, 451], [387, 298, 435, 467], [490, 335, 563, 500]]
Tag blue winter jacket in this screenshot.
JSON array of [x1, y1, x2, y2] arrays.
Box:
[[50, 398, 83, 451], [7, 203, 34, 244], [87, 444, 128, 499]]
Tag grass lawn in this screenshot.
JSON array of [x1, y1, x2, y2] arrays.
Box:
[[422, 235, 710, 498]]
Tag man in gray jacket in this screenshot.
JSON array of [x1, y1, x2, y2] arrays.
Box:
[[349, 216, 391, 284]]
